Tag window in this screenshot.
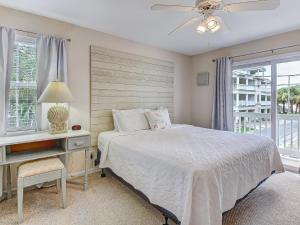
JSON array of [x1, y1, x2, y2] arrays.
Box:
[[239, 94, 246, 100], [239, 78, 246, 85], [233, 77, 237, 85], [248, 79, 255, 86], [7, 33, 38, 132]]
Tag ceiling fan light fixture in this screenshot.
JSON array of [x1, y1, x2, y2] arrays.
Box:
[[205, 15, 221, 32], [210, 23, 220, 32], [197, 24, 206, 33], [207, 19, 217, 29], [206, 16, 218, 28], [151, 0, 281, 36]]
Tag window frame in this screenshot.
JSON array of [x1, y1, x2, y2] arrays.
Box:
[[5, 31, 38, 134]]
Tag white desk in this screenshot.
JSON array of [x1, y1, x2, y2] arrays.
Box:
[[0, 130, 90, 200]]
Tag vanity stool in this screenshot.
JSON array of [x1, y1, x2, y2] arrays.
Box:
[[17, 157, 67, 223]]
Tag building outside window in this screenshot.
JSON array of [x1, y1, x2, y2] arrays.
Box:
[[233, 66, 271, 131]]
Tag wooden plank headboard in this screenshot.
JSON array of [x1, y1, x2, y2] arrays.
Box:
[[90, 45, 175, 147]]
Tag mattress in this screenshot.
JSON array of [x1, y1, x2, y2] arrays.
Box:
[[98, 125, 284, 225]]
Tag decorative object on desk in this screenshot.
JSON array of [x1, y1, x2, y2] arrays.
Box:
[[72, 125, 81, 131], [38, 81, 73, 134]]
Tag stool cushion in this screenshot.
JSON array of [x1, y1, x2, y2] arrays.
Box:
[[18, 158, 65, 178]]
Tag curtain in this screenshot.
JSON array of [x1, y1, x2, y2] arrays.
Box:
[[0, 27, 15, 135], [212, 56, 233, 131], [36, 35, 68, 130]]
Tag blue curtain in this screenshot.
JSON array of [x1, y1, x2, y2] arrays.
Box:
[[212, 57, 233, 131]]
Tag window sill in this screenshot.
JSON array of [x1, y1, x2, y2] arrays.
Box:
[[4, 129, 42, 137]]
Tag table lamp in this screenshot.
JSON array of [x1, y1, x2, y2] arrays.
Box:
[[38, 81, 73, 134]]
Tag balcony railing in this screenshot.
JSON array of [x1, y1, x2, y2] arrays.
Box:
[[234, 84, 256, 91], [234, 112, 271, 136], [261, 101, 271, 106], [238, 100, 256, 106], [276, 114, 300, 153], [234, 112, 300, 154], [234, 84, 271, 92], [234, 101, 271, 107]]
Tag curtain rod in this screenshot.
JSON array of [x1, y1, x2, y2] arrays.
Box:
[[212, 43, 300, 62], [16, 28, 71, 42]]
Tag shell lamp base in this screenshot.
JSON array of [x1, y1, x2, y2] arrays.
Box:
[[47, 105, 69, 135]]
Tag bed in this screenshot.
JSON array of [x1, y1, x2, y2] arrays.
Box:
[[98, 124, 284, 225], [90, 46, 283, 225]]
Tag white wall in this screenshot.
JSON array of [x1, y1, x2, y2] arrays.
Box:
[[0, 6, 192, 176], [191, 29, 300, 128]]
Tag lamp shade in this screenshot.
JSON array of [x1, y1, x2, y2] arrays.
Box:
[[38, 81, 73, 103]]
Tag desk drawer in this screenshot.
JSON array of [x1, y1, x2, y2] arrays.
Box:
[[68, 136, 90, 150]]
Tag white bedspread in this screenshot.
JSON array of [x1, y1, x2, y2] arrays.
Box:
[[98, 125, 284, 225]]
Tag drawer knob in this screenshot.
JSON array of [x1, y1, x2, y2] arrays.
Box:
[[74, 141, 84, 146]]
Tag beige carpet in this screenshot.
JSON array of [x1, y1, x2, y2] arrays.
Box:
[[223, 172, 300, 225], [0, 172, 299, 225]]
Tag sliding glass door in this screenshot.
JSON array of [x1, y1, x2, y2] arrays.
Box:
[[233, 56, 300, 158]]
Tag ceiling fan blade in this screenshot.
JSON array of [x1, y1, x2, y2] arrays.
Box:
[[223, 0, 280, 12], [151, 4, 196, 12], [168, 17, 202, 35]]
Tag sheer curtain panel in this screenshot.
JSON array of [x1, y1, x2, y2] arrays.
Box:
[[0, 27, 15, 135], [36, 35, 68, 130]]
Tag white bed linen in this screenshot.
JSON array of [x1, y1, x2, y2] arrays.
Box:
[[98, 125, 284, 225], [112, 108, 150, 132]]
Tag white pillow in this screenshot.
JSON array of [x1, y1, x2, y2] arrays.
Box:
[[145, 109, 172, 130], [112, 109, 150, 132]]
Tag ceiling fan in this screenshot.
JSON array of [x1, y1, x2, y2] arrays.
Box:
[[151, 0, 280, 35]]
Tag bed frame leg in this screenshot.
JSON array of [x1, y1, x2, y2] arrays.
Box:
[[101, 168, 106, 178], [163, 215, 169, 225]]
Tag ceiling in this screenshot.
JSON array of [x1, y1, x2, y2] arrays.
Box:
[[0, 0, 299, 55]]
